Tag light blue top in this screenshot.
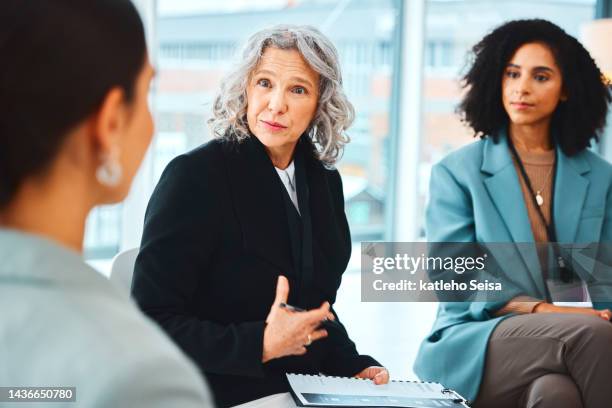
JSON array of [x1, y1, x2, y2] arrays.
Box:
[[0, 229, 215, 407], [413, 133, 612, 402]]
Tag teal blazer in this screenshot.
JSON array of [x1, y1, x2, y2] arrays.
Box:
[[413, 133, 612, 402]]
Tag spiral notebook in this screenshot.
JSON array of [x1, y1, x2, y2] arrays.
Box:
[[286, 374, 470, 408]]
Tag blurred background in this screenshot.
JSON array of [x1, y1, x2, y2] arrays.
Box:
[[86, 0, 612, 379]]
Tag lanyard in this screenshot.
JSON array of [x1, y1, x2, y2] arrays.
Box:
[[506, 135, 573, 284], [506, 135, 558, 241]]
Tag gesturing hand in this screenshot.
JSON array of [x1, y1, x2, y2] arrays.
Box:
[[262, 276, 335, 363]]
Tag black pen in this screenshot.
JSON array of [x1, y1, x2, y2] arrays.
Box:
[[279, 302, 342, 329], [279, 302, 307, 313]]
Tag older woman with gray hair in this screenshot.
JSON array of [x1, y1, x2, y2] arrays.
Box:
[[132, 25, 388, 407]]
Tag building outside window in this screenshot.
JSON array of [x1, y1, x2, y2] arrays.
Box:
[[84, 0, 602, 261], [85, 0, 403, 260]]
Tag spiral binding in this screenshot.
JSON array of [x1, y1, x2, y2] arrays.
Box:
[[288, 373, 439, 384]]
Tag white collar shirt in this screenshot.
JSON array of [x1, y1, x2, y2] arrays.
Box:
[[274, 160, 300, 215]]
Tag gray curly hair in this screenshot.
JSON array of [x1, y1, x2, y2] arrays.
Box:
[[208, 25, 354, 166]]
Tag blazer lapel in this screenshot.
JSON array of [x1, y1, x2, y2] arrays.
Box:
[[482, 135, 534, 243], [554, 147, 590, 243], [301, 139, 351, 298], [481, 135, 547, 296], [222, 137, 294, 274]]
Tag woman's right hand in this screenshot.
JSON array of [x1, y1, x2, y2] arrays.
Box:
[[262, 276, 334, 363], [534, 303, 612, 321]]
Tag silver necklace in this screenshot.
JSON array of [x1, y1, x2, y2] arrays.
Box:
[[534, 165, 554, 206]]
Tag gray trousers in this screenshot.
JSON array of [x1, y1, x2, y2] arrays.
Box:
[[473, 313, 612, 408]]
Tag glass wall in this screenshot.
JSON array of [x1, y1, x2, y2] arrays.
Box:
[[155, 0, 401, 244], [83, 0, 603, 260], [84, 205, 122, 259], [85, 0, 403, 259]]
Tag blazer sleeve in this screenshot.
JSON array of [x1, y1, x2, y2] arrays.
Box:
[[427, 162, 512, 318], [131, 153, 267, 378], [320, 307, 380, 376], [318, 169, 380, 376], [426, 162, 476, 243], [600, 178, 612, 242], [592, 178, 612, 310]]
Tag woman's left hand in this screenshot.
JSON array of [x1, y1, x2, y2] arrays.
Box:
[[356, 366, 389, 385]]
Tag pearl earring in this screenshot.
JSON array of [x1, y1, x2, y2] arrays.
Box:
[[96, 147, 122, 187]]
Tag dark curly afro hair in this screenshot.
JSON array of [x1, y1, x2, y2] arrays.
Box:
[[458, 19, 611, 156]]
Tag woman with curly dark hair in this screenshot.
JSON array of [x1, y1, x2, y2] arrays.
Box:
[[414, 19, 612, 407]]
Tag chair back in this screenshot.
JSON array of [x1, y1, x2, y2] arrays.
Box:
[[109, 248, 139, 294]]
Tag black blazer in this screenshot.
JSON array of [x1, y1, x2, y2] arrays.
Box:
[[131, 135, 379, 407]]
